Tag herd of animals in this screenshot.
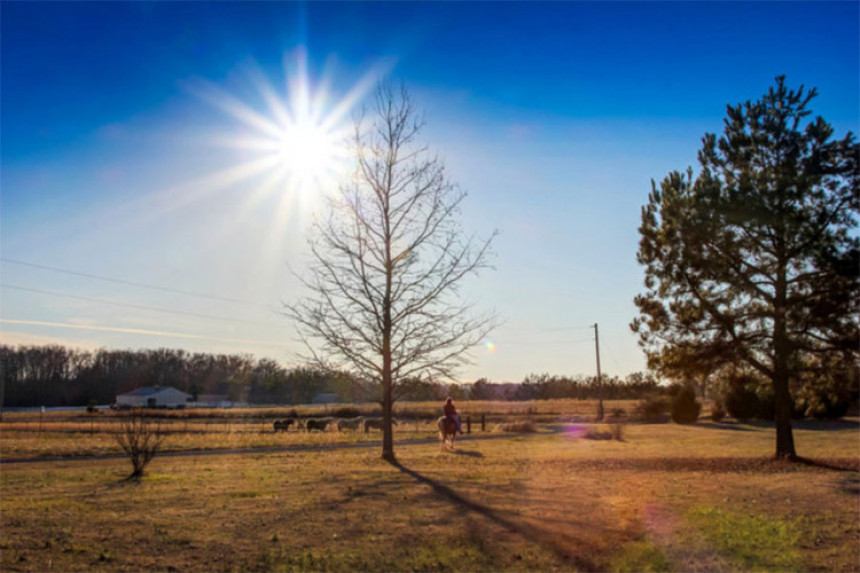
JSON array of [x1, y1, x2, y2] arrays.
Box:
[[274, 414, 463, 449], [272, 416, 399, 434]]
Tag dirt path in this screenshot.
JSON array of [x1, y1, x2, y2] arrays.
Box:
[[0, 431, 520, 465]]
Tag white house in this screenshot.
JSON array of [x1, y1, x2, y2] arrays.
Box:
[[115, 386, 191, 409]]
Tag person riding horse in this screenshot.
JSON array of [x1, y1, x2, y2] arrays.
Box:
[[443, 397, 463, 436]]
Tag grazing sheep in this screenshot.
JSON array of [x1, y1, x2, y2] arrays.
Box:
[[273, 419, 295, 433], [363, 417, 398, 434], [337, 417, 364, 432], [305, 418, 331, 432]]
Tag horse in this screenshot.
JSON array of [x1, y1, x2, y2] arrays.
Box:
[[437, 416, 459, 450], [337, 417, 364, 432], [363, 417, 398, 434], [305, 418, 331, 432], [273, 418, 295, 433]]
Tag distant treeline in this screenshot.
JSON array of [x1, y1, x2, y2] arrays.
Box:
[[0, 344, 660, 408]]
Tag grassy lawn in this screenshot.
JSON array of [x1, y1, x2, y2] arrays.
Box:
[[1, 419, 858, 571]]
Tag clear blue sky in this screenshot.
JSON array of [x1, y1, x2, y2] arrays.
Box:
[[2, 1, 858, 383]]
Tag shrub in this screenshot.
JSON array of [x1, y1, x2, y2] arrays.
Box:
[[796, 390, 852, 419], [115, 415, 166, 479], [710, 403, 726, 422], [670, 385, 702, 424], [497, 421, 536, 433], [608, 408, 626, 440], [633, 395, 669, 423], [583, 427, 613, 440], [793, 365, 858, 419], [722, 375, 773, 420]]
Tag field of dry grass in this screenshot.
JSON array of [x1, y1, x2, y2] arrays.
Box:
[[2, 412, 858, 572], [0, 400, 636, 460]]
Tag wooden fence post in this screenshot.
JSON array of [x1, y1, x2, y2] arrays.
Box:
[[481, 414, 485, 432], [466, 416, 471, 434]]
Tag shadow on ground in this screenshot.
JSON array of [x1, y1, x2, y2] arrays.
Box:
[[697, 418, 860, 432], [447, 449, 484, 458], [386, 458, 608, 570]]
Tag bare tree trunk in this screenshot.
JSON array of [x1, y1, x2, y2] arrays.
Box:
[[382, 378, 394, 461]]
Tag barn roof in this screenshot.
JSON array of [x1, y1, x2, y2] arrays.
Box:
[[119, 386, 188, 397]]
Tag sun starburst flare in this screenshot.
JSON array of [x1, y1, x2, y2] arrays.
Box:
[[184, 48, 387, 223]]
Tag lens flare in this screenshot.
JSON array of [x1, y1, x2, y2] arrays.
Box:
[[483, 339, 497, 353], [564, 423, 587, 439]]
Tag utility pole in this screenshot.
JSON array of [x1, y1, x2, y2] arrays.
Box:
[[594, 323, 604, 421]]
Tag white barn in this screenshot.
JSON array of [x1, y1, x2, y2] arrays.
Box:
[[116, 386, 191, 409]]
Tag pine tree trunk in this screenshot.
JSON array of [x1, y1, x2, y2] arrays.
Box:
[[774, 383, 797, 460], [772, 266, 797, 460], [773, 371, 797, 460]]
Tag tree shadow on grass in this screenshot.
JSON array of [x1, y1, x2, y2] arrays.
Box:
[[695, 418, 859, 432], [838, 475, 860, 496], [447, 449, 484, 458], [695, 421, 758, 432], [557, 456, 859, 474], [385, 458, 600, 570], [794, 456, 860, 473], [791, 418, 859, 431]]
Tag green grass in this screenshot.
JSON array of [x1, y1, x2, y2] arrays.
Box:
[[611, 540, 672, 572], [688, 507, 802, 571]]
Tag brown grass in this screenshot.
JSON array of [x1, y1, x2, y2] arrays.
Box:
[[1, 418, 857, 572], [0, 399, 629, 460]]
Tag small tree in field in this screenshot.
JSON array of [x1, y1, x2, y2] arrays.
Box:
[[288, 83, 497, 461], [116, 415, 166, 479]]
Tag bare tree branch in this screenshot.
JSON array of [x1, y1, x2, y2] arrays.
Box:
[[285, 82, 498, 459]]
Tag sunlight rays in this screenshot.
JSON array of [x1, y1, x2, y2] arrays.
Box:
[[163, 48, 389, 266], [186, 48, 380, 208]]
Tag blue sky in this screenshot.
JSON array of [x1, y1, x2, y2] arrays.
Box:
[[2, 1, 858, 383]]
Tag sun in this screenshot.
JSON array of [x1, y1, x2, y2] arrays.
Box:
[[275, 113, 341, 192], [189, 48, 380, 203], [165, 49, 385, 274]]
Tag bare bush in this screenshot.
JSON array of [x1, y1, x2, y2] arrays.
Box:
[[115, 415, 166, 479], [633, 395, 670, 423], [496, 421, 537, 433], [608, 408, 626, 441]]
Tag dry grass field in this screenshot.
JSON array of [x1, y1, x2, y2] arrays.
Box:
[[0, 400, 636, 460], [2, 404, 858, 572]]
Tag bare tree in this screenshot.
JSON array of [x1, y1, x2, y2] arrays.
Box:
[[288, 83, 497, 460], [115, 415, 166, 479]]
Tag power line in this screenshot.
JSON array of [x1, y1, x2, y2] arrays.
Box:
[[0, 318, 289, 347], [0, 283, 289, 330], [489, 337, 595, 346], [503, 325, 594, 333], [0, 258, 268, 308]]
